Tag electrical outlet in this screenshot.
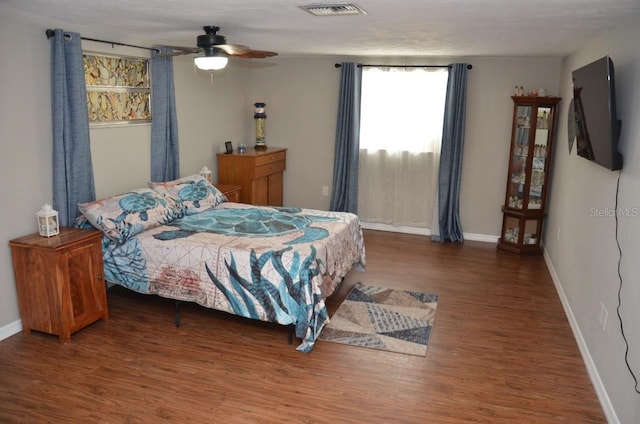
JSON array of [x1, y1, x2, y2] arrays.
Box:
[[599, 301, 608, 331], [322, 186, 329, 196]]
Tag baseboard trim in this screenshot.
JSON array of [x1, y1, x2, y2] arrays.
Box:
[[0, 319, 22, 342], [463, 232, 499, 243], [359, 222, 500, 244], [543, 249, 619, 424], [360, 222, 431, 236]]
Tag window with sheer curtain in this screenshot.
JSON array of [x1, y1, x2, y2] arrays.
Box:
[[358, 67, 448, 230]]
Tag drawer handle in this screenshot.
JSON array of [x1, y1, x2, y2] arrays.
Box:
[[97, 275, 103, 281]]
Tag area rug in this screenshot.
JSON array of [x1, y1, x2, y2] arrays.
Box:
[[319, 282, 438, 356]]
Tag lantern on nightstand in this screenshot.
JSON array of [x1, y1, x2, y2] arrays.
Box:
[[36, 204, 59, 237], [199, 166, 213, 184], [254, 102, 267, 150]]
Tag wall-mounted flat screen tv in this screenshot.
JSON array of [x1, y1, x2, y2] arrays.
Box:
[[572, 56, 623, 171]]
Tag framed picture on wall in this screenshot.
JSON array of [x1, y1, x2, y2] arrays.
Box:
[[83, 52, 151, 127]]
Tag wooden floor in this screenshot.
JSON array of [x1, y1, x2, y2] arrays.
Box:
[[0, 230, 606, 423]]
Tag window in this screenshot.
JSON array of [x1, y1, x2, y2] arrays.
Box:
[[360, 67, 448, 154], [358, 66, 449, 230]]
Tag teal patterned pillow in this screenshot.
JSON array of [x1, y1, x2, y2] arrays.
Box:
[[78, 188, 184, 244], [149, 174, 227, 215]]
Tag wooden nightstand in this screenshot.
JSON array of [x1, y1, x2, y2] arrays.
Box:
[[215, 183, 242, 203], [9, 227, 109, 342]]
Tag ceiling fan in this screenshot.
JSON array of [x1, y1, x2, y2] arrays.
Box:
[[161, 26, 278, 70]]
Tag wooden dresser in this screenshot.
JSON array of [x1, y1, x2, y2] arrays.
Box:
[[217, 147, 286, 206], [9, 227, 109, 342]]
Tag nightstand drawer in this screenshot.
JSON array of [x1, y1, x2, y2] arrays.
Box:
[[253, 160, 285, 179], [215, 184, 241, 202], [224, 190, 240, 202], [255, 151, 286, 167]]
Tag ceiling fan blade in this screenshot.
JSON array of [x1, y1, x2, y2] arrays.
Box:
[[156, 46, 202, 57], [215, 43, 252, 56], [170, 26, 278, 61], [234, 50, 279, 59]]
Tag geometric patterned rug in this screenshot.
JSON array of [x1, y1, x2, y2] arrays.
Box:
[[318, 282, 439, 356]]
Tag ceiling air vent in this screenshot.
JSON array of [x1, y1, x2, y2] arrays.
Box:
[[299, 3, 367, 16]]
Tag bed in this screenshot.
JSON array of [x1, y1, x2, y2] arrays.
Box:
[[76, 174, 366, 352]]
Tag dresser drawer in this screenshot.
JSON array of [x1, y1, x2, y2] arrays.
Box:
[[253, 160, 285, 179], [255, 151, 286, 167]]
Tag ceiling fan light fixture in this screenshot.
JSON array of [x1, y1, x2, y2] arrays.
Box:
[[194, 55, 228, 71]]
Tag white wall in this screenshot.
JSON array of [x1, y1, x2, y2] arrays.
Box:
[[0, 11, 52, 334], [544, 14, 640, 424], [460, 57, 561, 238], [173, 57, 251, 181], [247, 57, 341, 210]]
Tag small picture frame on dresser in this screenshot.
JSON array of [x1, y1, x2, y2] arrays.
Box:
[[225, 141, 233, 154]]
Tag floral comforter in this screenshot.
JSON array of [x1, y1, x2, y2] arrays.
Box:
[[102, 202, 366, 352]]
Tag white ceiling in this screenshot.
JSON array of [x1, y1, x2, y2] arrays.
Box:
[[3, 0, 640, 58]]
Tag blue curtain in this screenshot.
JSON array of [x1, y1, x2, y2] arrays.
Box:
[[50, 29, 95, 227], [329, 62, 362, 213], [150, 47, 180, 182], [432, 63, 469, 242]]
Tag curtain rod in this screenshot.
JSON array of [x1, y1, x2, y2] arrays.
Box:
[[45, 29, 160, 53], [334, 63, 472, 69]]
